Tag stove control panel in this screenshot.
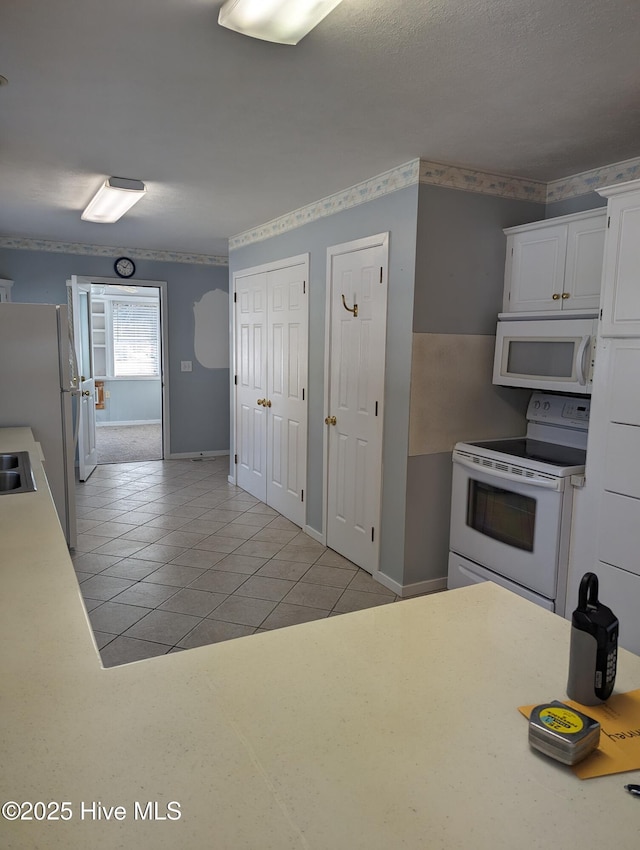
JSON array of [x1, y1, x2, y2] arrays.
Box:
[[527, 393, 591, 429]]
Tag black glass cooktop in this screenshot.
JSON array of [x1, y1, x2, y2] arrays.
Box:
[[469, 438, 586, 468]]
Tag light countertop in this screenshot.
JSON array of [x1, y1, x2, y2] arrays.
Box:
[[1, 427, 639, 849]]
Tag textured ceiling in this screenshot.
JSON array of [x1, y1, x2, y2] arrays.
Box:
[[1, 0, 639, 256]]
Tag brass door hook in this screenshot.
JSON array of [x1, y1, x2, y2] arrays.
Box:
[[341, 294, 358, 318]]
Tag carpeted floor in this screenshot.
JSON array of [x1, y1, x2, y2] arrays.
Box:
[[96, 424, 163, 464]]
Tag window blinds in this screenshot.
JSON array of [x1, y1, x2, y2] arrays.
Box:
[[112, 301, 160, 377]]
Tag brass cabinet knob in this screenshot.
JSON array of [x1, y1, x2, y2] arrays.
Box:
[[562, 292, 570, 299], [552, 293, 561, 300], [82, 390, 91, 397], [324, 415, 337, 426]]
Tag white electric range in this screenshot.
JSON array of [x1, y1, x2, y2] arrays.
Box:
[[448, 392, 590, 614]]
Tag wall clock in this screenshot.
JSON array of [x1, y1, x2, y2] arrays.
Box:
[[114, 257, 136, 278]]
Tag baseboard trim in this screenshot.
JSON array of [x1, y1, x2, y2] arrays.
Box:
[[96, 420, 162, 427], [165, 450, 229, 460], [374, 572, 448, 598]]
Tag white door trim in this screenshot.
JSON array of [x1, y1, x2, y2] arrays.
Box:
[[322, 232, 389, 565], [68, 276, 170, 461]]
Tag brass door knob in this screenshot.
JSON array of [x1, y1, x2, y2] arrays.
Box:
[[257, 398, 265, 406], [325, 415, 337, 425], [265, 399, 272, 408], [562, 292, 570, 299], [552, 293, 561, 300]]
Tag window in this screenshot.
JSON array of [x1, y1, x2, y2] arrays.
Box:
[[91, 291, 160, 379], [112, 301, 160, 377]]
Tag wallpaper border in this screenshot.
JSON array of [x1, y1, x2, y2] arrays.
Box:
[[0, 237, 228, 267], [546, 155, 640, 203]]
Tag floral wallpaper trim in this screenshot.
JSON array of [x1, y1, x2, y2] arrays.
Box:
[[418, 160, 546, 203], [229, 160, 421, 249], [230, 158, 548, 248], [0, 237, 228, 266], [231, 154, 640, 249], [546, 155, 640, 202]]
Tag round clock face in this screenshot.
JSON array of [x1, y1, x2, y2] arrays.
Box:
[[114, 257, 135, 278]]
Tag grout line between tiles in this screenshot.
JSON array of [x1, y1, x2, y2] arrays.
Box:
[[76, 459, 398, 666]]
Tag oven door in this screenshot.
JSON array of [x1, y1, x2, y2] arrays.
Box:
[[449, 455, 563, 599]]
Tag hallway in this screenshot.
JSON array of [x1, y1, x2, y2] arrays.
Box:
[[73, 457, 398, 666]]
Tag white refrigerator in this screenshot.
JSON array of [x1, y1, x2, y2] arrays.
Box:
[[0, 303, 78, 548]]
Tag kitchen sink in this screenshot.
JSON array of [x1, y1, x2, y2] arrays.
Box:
[[0, 452, 36, 495], [0, 455, 20, 470]]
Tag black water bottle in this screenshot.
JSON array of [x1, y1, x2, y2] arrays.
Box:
[[567, 572, 618, 705]]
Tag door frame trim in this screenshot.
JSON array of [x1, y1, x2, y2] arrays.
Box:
[[322, 231, 389, 555], [230, 253, 310, 490], [68, 275, 170, 461]]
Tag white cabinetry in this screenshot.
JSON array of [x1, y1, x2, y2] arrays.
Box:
[[598, 181, 640, 336], [566, 179, 640, 654], [0, 279, 13, 302], [502, 209, 606, 313]]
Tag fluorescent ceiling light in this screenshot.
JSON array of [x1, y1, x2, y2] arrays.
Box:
[[218, 0, 343, 45], [81, 177, 146, 223]]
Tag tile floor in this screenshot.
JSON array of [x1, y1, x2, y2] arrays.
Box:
[[73, 457, 398, 667]]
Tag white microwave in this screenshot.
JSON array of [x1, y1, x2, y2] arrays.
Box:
[[493, 315, 598, 394]]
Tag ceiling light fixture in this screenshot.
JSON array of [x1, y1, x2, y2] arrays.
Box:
[[81, 177, 146, 223], [218, 0, 343, 45]]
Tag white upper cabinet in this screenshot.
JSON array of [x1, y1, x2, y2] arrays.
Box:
[[598, 180, 640, 337], [502, 209, 606, 313]]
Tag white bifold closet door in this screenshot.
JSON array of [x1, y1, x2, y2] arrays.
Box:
[[235, 256, 308, 528]]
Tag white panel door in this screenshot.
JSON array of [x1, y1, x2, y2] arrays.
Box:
[[325, 235, 388, 573], [234, 257, 308, 526], [235, 272, 268, 501], [266, 264, 307, 525]]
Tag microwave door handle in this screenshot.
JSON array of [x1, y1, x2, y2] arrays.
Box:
[[576, 335, 590, 386], [453, 455, 560, 489]]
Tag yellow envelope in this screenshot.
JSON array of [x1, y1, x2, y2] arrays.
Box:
[[519, 689, 640, 778]]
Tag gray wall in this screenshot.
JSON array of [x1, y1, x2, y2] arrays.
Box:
[[404, 185, 545, 587], [0, 248, 230, 456], [545, 193, 607, 219], [229, 184, 419, 581], [96, 379, 162, 424], [414, 184, 546, 334]]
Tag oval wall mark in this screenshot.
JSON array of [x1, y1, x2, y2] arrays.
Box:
[[193, 289, 229, 369]]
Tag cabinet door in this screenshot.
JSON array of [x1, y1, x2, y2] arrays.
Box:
[[505, 225, 567, 312], [564, 214, 606, 310], [600, 189, 640, 336]]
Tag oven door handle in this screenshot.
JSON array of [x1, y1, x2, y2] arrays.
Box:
[[453, 455, 561, 490]]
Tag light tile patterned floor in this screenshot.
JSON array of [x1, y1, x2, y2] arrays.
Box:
[[73, 457, 398, 667]]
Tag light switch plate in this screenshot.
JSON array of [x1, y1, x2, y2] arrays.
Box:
[[181, 360, 193, 372]]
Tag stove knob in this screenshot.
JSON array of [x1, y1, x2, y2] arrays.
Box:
[[543, 401, 551, 410], [532, 400, 540, 409]]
